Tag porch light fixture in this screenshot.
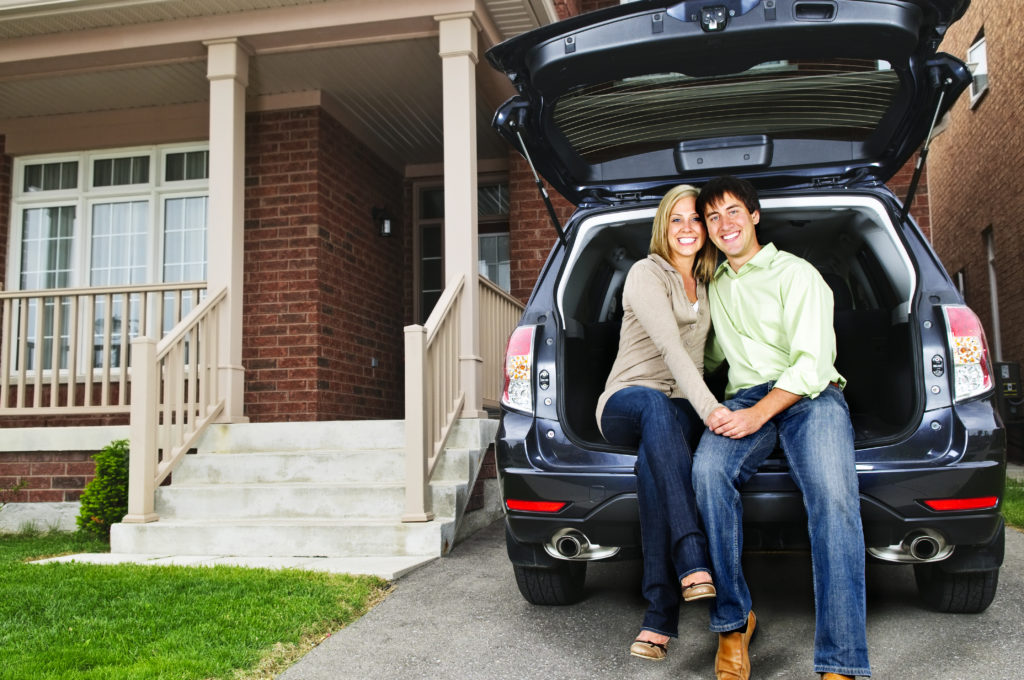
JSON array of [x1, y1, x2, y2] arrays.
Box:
[[372, 207, 393, 237]]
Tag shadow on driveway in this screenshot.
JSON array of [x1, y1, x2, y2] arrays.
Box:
[[280, 520, 1024, 679]]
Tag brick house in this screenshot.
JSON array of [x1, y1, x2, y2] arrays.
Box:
[[923, 0, 1024, 459], [0, 0, 941, 551], [0, 0, 618, 543]]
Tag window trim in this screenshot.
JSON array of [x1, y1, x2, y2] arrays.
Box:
[[7, 143, 209, 292], [967, 34, 988, 108]]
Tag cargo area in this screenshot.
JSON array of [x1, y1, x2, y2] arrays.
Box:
[[558, 197, 920, 447]]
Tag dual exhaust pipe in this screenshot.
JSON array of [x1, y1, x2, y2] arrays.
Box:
[[544, 528, 619, 561], [867, 528, 953, 564]]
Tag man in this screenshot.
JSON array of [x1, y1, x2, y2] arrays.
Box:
[[692, 176, 871, 680]]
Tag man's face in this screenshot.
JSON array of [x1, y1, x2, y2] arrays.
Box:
[[703, 191, 760, 267]]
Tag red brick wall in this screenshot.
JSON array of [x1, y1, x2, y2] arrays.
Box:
[[927, 0, 1024, 368], [0, 452, 95, 503], [243, 108, 407, 422]]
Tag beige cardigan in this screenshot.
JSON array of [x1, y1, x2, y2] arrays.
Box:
[[596, 254, 722, 433]]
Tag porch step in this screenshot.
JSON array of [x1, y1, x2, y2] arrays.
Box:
[[110, 419, 501, 562], [110, 517, 456, 558], [154, 481, 468, 520]]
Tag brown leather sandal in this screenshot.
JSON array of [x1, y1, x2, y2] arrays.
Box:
[[682, 580, 717, 602]]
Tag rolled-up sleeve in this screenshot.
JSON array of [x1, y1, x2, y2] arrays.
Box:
[[773, 266, 843, 399]]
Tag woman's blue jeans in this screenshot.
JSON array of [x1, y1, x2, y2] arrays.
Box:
[[692, 382, 871, 677], [601, 386, 710, 638]]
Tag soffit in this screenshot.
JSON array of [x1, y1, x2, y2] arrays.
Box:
[[0, 0, 556, 166]]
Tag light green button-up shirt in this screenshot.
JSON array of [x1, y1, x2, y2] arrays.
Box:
[[705, 243, 845, 399]]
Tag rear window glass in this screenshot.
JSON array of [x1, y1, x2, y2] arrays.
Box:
[[552, 59, 900, 163]]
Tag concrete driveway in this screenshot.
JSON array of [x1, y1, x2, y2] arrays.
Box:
[[279, 519, 1024, 680]]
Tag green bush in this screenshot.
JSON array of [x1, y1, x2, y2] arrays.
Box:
[[76, 439, 130, 538]]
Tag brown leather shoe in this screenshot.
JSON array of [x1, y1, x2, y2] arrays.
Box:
[[682, 581, 717, 602], [821, 675, 855, 680], [629, 638, 667, 661], [715, 610, 756, 680]]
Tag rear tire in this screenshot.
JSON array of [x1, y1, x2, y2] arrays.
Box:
[[914, 563, 999, 613], [513, 561, 587, 605]]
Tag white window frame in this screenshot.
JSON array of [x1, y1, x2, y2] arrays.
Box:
[[7, 143, 209, 292], [967, 35, 988, 107]]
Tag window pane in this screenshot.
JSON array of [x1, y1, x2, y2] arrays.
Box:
[[166, 151, 209, 181], [20, 206, 75, 289], [163, 196, 208, 282], [422, 225, 442, 258], [479, 184, 509, 217], [421, 189, 444, 219], [23, 161, 78, 192], [90, 201, 149, 286], [478, 232, 510, 292], [93, 155, 149, 188]]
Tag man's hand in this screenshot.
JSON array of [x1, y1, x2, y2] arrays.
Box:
[[709, 407, 769, 439], [707, 388, 803, 439]]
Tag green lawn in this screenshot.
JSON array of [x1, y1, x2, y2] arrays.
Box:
[[1004, 476, 1024, 530], [0, 532, 388, 680]]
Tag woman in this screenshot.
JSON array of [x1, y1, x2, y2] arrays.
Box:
[[596, 184, 727, 661]]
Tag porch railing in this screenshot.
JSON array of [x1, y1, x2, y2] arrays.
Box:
[[0, 283, 206, 415], [402, 274, 524, 522], [124, 287, 227, 523]]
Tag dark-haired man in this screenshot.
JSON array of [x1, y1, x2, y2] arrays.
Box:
[[692, 175, 870, 680]]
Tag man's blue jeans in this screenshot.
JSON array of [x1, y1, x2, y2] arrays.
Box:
[[692, 382, 871, 677], [601, 386, 710, 638]]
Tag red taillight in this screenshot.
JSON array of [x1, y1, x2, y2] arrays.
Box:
[[923, 496, 999, 511], [942, 305, 993, 402], [505, 499, 567, 513], [502, 325, 536, 413]]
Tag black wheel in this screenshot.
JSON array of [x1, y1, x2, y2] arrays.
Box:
[[512, 561, 587, 605], [914, 563, 999, 613]]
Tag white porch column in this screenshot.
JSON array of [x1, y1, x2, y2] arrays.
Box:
[[438, 13, 486, 418], [205, 39, 249, 423]]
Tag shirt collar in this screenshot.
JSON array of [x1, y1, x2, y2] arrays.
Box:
[[649, 253, 676, 272], [714, 242, 778, 279]]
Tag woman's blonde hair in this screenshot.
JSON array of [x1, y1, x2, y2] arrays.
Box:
[[649, 184, 718, 283]]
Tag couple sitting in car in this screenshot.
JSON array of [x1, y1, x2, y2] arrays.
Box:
[[596, 175, 870, 680]]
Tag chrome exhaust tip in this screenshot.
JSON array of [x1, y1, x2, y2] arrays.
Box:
[[543, 528, 620, 561], [867, 528, 953, 563]]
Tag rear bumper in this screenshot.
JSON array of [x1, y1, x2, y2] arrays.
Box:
[[500, 459, 1006, 566]]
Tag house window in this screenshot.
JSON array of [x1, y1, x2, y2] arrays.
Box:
[[8, 145, 209, 369], [968, 32, 988, 106], [415, 181, 510, 323]]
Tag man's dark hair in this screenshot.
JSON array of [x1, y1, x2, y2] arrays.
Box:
[[696, 175, 760, 219]]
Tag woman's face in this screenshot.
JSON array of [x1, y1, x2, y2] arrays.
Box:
[[667, 195, 706, 261]]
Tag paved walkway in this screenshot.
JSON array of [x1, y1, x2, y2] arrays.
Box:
[[278, 518, 1024, 680]]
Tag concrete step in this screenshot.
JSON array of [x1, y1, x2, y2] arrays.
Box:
[[195, 420, 406, 453], [154, 481, 467, 520], [171, 449, 406, 485], [110, 517, 455, 558]]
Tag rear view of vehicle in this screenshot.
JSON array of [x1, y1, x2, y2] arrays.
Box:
[[489, 0, 1004, 612]]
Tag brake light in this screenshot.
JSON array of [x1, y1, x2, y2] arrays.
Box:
[[942, 305, 993, 402], [502, 325, 536, 413], [923, 496, 999, 511], [506, 499, 567, 513]]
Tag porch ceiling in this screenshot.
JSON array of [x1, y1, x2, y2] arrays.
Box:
[[0, 0, 558, 170]]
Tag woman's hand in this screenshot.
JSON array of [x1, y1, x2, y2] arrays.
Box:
[[708, 406, 768, 439]]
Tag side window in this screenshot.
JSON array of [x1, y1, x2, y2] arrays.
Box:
[[967, 31, 988, 107]]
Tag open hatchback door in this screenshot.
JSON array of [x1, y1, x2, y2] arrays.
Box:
[[487, 0, 972, 205]]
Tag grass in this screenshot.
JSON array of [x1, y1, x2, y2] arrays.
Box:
[[1004, 476, 1024, 530], [0, 531, 389, 680]]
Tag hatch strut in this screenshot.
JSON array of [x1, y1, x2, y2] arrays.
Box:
[[900, 73, 953, 224], [515, 129, 568, 247]]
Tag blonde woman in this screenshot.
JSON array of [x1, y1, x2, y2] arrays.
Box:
[[596, 184, 728, 661]]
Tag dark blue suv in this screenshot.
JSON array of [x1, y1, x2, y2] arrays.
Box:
[[488, 0, 1005, 612]]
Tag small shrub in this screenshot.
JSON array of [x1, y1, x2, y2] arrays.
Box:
[[76, 439, 130, 538]]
